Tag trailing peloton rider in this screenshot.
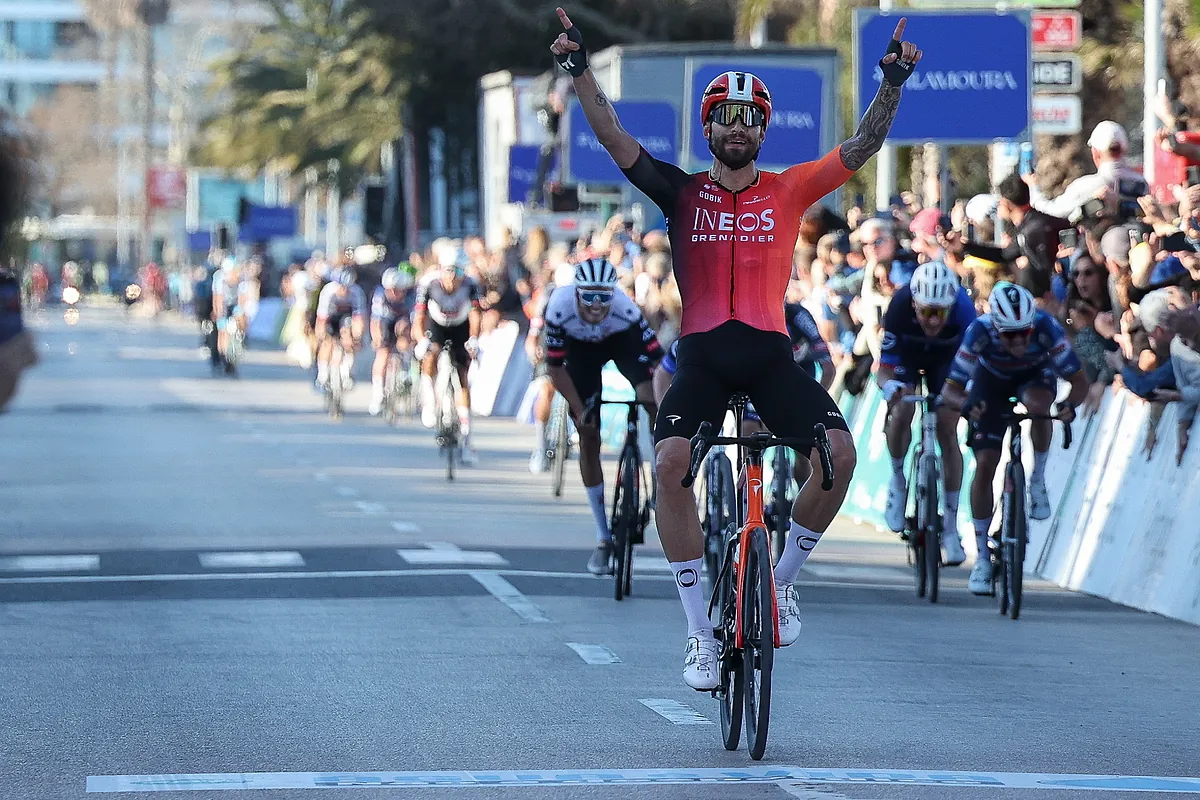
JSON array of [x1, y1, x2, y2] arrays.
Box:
[[542, 258, 662, 573], [314, 267, 366, 391], [941, 282, 1088, 595], [413, 246, 483, 461], [369, 265, 418, 416], [878, 260, 976, 566], [552, 7, 921, 689]]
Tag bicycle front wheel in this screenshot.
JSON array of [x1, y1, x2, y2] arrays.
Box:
[[769, 448, 791, 566], [705, 453, 736, 593], [742, 525, 774, 761], [611, 444, 638, 601], [922, 458, 940, 604], [714, 534, 743, 751], [550, 398, 569, 498], [1006, 466, 1026, 620]]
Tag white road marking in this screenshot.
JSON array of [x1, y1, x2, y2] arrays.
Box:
[[391, 521, 421, 534], [198, 552, 305, 569], [398, 542, 507, 566], [335, 486, 359, 497], [0, 555, 100, 572], [85, 768, 1200, 793], [565, 643, 621, 664], [632, 554, 674, 573], [802, 563, 910, 582], [469, 571, 550, 622], [638, 699, 713, 726], [353, 501, 387, 515], [778, 783, 856, 799], [314, 472, 329, 482]]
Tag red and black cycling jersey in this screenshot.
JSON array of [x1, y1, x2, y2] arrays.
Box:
[[622, 147, 853, 338]]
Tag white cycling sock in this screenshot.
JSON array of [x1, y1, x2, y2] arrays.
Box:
[[670, 557, 713, 638], [316, 361, 329, 383], [973, 517, 992, 558], [341, 353, 354, 378], [420, 375, 435, 410], [774, 520, 822, 585], [586, 483, 610, 543], [371, 375, 383, 391], [1032, 450, 1049, 482], [533, 420, 546, 451]]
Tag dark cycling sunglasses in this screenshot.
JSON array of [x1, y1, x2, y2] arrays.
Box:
[[578, 289, 614, 306], [710, 103, 765, 128], [917, 306, 948, 321], [999, 327, 1034, 341]]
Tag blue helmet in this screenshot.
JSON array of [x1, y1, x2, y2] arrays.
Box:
[[331, 267, 356, 287]]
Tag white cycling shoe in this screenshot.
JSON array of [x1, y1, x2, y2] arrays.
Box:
[[421, 404, 437, 429], [942, 527, 967, 567], [884, 479, 907, 533], [683, 634, 720, 691], [968, 558, 994, 595], [775, 583, 802, 646], [1029, 479, 1051, 520]]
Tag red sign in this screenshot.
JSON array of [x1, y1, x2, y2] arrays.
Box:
[[1032, 11, 1081, 51], [146, 166, 186, 210]]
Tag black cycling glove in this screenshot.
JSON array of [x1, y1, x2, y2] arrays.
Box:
[[555, 25, 588, 77], [879, 37, 915, 87]]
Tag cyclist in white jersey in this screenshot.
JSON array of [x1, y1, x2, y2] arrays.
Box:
[[413, 256, 483, 456], [542, 258, 663, 574], [315, 267, 367, 390]]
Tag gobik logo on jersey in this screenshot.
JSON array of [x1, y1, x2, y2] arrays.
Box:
[[691, 207, 776, 244]]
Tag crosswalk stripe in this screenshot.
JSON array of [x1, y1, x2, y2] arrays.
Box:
[[470, 571, 550, 622], [0, 555, 100, 572], [198, 552, 306, 569], [638, 698, 713, 725], [566, 643, 622, 664]]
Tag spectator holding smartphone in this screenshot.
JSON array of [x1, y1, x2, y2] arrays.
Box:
[[1024, 121, 1149, 224]]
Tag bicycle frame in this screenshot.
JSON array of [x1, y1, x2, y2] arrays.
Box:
[[734, 448, 776, 649], [900, 394, 940, 526]]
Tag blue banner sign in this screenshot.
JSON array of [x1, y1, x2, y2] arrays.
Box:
[[238, 203, 297, 242], [690, 63, 825, 169], [568, 101, 677, 184], [855, 10, 1031, 143], [508, 145, 543, 203]]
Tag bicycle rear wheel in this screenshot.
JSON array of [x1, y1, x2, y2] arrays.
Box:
[[922, 458, 940, 604], [549, 398, 569, 498], [742, 526, 774, 761], [383, 359, 398, 426], [713, 534, 743, 751], [907, 467, 925, 599], [704, 453, 736, 593], [612, 444, 638, 601], [769, 447, 791, 566], [1006, 466, 1026, 620]]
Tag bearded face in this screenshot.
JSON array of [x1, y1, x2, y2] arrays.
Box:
[[705, 107, 764, 171]]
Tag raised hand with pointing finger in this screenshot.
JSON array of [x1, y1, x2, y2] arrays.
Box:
[[839, 17, 923, 170], [550, 7, 588, 77]]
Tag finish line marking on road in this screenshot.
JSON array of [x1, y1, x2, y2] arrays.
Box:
[[0, 555, 100, 572], [84, 768, 1200, 794], [469, 571, 550, 622], [398, 542, 507, 566], [565, 642, 621, 664], [638, 699, 713, 726], [198, 552, 306, 569]]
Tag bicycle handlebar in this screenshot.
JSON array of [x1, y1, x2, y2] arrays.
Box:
[[999, 412, 1073, 450], [682, 421, 836, 492]]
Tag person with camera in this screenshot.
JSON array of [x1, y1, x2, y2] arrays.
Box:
[[1023, 121, 1148, 225]]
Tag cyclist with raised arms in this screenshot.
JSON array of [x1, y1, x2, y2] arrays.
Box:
[[552, 6, 922, 689], [878, 260, 976, 565], [941, 282, 1088, 596], [542, 258, 662, 574]]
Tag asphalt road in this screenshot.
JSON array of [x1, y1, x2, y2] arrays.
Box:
[[2, 301, 1198, 800]]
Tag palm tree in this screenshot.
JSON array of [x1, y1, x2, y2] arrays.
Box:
[[197, 0, 405, 194]]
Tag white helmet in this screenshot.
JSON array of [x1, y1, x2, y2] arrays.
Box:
[[552, 263, 575, 288], [909, 261, 959, 309], [382, 267, 414, 291], [573, 257, 618, 288], [989, 282, 1037, 332]]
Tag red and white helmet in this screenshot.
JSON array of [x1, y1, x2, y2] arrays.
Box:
[[700, 71, 772, 129]]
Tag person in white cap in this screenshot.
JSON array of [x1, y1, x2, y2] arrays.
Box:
[[1024, 120, 1149, 223]]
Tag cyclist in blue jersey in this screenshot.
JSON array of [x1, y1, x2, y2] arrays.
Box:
[[878, 261, 976, 565], [368, 265, 418, 416], [941, 282, 1088, 595]]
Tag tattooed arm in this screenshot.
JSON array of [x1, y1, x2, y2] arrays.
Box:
[[569, 70, 641, 169], [839, 81, 903, 171]]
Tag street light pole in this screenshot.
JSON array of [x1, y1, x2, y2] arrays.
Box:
[[137, 0, 170, 267], [1143, 0, 1165, 185]]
